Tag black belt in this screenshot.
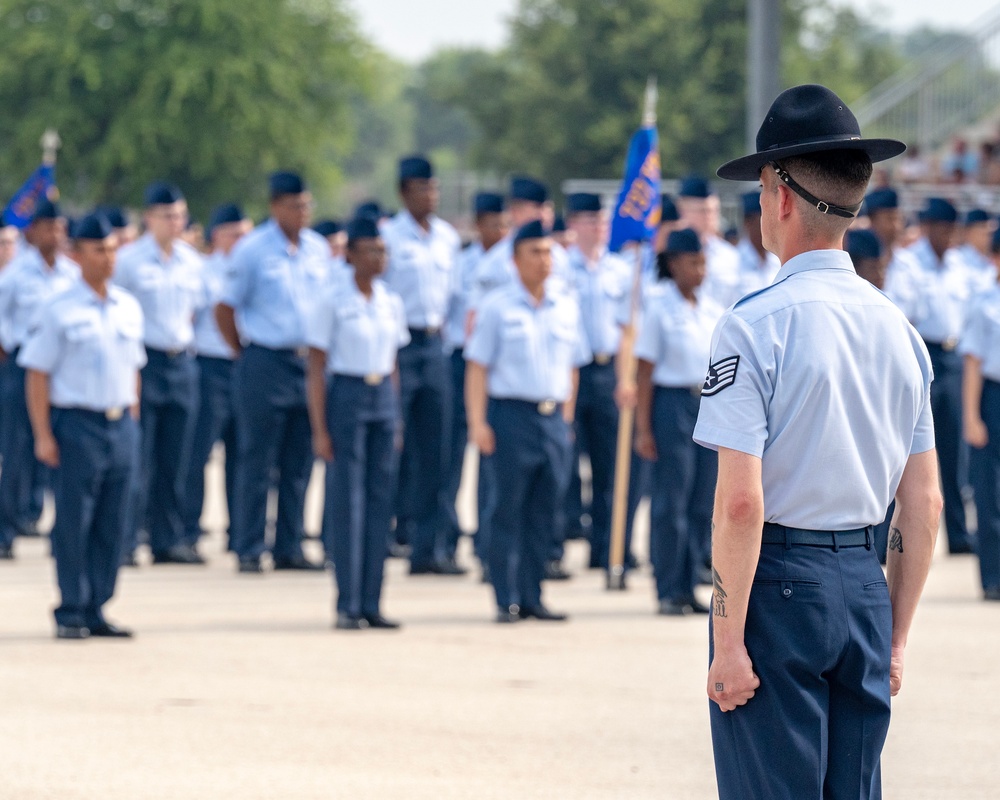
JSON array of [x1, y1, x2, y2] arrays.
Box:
[[922, 338, 958, 353], [761, 522, 872, 551], [408, 327, 442, 343], [248, 343, 309, 359], [146, 345, 192, 359]]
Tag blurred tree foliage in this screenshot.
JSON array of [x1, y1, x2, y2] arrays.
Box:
[[0, 0, 373, 219]]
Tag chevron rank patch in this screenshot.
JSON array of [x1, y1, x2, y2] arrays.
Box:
[[702, 355, 740, 396]]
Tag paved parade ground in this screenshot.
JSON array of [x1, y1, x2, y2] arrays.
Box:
[[0, 456, 997, 799]]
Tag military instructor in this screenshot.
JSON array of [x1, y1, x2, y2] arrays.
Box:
[[694, 85, 942, 799]]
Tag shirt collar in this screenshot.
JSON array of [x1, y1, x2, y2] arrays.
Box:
[[514, 276, 555, 309], [773, 249, 854, 283], [264, 218, 301, 257], [400, 209, 437, 240]]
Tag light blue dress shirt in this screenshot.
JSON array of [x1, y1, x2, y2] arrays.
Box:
[[470, 235, 573, 311], [693, 249, 935, 530], [19, 278, 146, 409], [465, 278, 591, 402], [567, 246, 632, 359], [113, 233, 205, 351], [305, 278, 410, 377], [220, 219, 331, 350], [381, 210, 460, 329], [700, 235, 741, 308], [733, 238, 781, 304], [635, 281, 724, 387], [192, 251, 237, 359], [444, 241, 484, 351], [0, 247, 79, 350], [959, 283, 1000, 382]]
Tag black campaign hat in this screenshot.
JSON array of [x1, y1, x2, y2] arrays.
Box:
[[717, 84, 905, 182]]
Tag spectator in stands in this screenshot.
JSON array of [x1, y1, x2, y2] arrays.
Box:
[[943, 137, 978, 183], [897, 144, 932, 184]]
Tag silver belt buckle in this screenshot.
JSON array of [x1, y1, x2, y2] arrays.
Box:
[[942, 337, 958, 352], [105, 407, 124, 421], [594, 353, 612, 366], [537, 400, 557, 416], [363, 373, 383, 386]]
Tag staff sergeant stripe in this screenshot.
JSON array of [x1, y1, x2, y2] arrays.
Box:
[[702, 355, 740, 396]]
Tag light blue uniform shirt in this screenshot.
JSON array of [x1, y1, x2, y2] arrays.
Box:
[[220, 219, 330, 350], [0, 247, 79, 350], [959, 283, 1000, 382], [894, 238, 986, 343], [567, 246, 632, 359], [635, 281, 724, 387], [693, 249, 935, 530], [700, 235, 742, 308], [444, 241, 484, 351], [305, 277, 410, 377], [733, 238, 781, 304], [19, 278, 147, 409], [114, 233, 205, 351], [193, 251, 237, 359], [381, 210, 460, 329], [470, 235, 573, 310], [955, 243, 993, 278], [465, 278, 590, 403]]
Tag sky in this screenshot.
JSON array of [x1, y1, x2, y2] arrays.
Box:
[[350, 0, 1000, 62]]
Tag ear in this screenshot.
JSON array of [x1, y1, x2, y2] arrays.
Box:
[[776, 183, 796, 222]]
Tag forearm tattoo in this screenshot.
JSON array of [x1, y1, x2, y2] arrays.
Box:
[[888, 526, 904, 554], [713, 568, 728, 618]]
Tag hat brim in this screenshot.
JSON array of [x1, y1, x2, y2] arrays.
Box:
[[716, 137, 906, 182]]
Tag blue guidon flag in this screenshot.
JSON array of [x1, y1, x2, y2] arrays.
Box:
[[608, 125, 661, 253], [702, 355, 740, 396], [2, 163, 57, 229]]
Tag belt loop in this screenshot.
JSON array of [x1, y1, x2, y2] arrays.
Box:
[[864, 525, 872, 550], [831, 531, 839, 553], [783, 525, 792, 550]]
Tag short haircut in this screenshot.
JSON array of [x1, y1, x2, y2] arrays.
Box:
[[775, 150, 873, 236]]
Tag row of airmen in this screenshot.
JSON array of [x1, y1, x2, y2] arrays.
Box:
[[3, 156, 1000, 638]]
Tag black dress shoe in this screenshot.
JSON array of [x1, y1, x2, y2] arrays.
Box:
[[388, 542, 412, 559], [658, 599, 691, 616], [56, 624, 89, 639], [495, 607, 521, 624], [273, 555, 324, 571], [687, 596, 711, 615], [0, 545, 13, 560], [238, 558, 264, 574], [89, 621, 133, 638], [119, 550, 138, 568], [409, 561, 435, 575], [432, 558, 467, 576], [334, 614, 368, 630], [153, 545, 205, 565], [363, 614, 401, 629], [17, 520, 41, 538], [518, 605, 568, 621], [984, 587, 1000, 601], [544, 560, 572, 581]]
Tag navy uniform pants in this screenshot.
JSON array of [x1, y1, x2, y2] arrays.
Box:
[[129, 348, 198, 556], [650, 387, 716, 602], [926, 343, 971, 552], [973, 379, 1000, 592], [50, 409, 139, 628], [182, 355, 237, 548], [0, 357, 49, 547], [443, 348, 468, 556], [326, 375, 399, 617], [710, 537, 892, 800], [396, 330, 450, 568], [486, 398, 572, 611], [231, 344, 311, 562]]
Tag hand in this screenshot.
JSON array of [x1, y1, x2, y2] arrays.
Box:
[[707, 642, 760, 712], [890, 643, 905, 696], [35, 433, 59, 468], [614, 382, 637, 410], [965, 417, 989, 449], [470, 422, 496, 456], [312, 430, 334, 462], [634, 429, 657, 461]]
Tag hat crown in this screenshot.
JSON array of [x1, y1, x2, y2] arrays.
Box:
[[346, 216, 381, 242], [209, 203, 245, 228], [845, 228, 882, 261], [75, 212, 113, 240], [666, 228, 701, 254], [756, 84, 861, 155], [513, 219, 547, 245]]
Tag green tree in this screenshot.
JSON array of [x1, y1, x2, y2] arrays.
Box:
[[0, 0, 373, 219]]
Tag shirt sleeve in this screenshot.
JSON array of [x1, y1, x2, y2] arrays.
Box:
[[17, 300, 60, 373], [395, 295, 411, 348], [464, 296, 501, 367], [909, 384, 935, 455], [219, 239, 253, 309], [633, 302, 662, 364], [303, 287, 335, 352], [958, 302, 987, 358], [572, 309, 592, 368], [692, 312, 771, 457]]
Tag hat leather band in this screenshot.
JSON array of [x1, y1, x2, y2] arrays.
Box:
[[770, 163, 861, 219]]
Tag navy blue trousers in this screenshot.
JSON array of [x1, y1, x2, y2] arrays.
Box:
[[230, 345, 311, 562], [129, 348, 198, 555], [710, 540, 892, 800], [973, 379, 1000, 591], [395, 331, 450, 567], [325, 375, 399, 617], [927, 344, 971, 552], [650, 387, 717, 602], [182, 356, 237, 547], [486, 399, 572, 611], [50, 409, 139, 628], [0, 358, 49, 546]]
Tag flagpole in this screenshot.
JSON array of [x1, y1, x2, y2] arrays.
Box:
[[607, 76, 657, 591]]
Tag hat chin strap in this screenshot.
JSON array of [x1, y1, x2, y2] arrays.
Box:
[[770, 162, 862, 219]]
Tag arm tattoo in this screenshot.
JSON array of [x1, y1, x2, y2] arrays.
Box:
[[712, 567, 728, 618], [888, 526, 904, 554]]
